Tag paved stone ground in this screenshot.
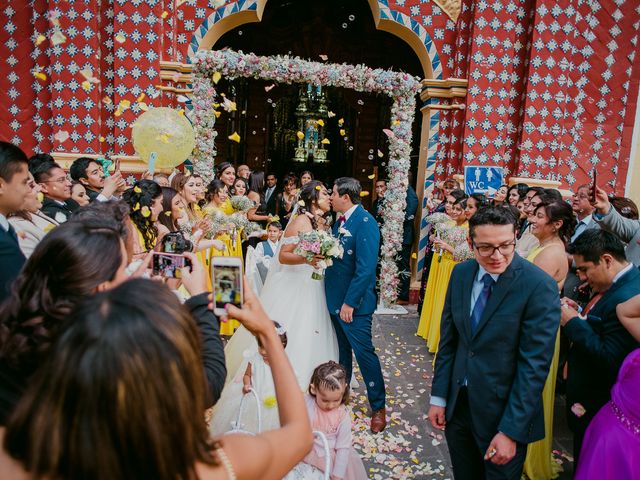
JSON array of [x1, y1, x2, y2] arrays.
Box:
[[350, 306, 575, 479]]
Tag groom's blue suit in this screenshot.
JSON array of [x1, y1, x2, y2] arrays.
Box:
[[325, 204, 385, 410]]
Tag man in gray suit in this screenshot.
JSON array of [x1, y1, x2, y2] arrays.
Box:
[[565, 185, 600, 303], [428, 207, 559, 480], [592, 185, 640, 266]]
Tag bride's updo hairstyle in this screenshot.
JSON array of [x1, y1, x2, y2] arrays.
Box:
[[296, 180, 329, 230]]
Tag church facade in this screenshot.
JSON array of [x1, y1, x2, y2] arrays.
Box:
[[1, 0, 638, 275]]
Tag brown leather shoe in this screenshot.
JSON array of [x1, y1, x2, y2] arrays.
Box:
[[370, 408, 387, 433]]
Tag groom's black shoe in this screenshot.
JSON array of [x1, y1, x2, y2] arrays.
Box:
[[371, 408, 386, 433]]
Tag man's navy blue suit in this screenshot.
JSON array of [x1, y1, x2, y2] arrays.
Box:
[[325, 204, 385, 410]]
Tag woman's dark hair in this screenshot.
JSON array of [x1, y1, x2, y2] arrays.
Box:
[[231, 177, 249, 196], [283, 172, 299, 189], [4, 279, 217, 480], [215, 162, 234, 179], [453, 197, 468, 209], [308, 360, 350, 405], [122, 180, 162, 251], [526, 186, 545, 198], [567, 229, 626, 264], [534, 200, 577, 244], [0, 222, 123, 374], [469, 193, 489, 209], [507, 183, 529, 201], [248, 170, 265, 194], [205, 178, 226, 203], [610, 196, 639, 220], [70, 199, 131, 244], [300, 170, 314, 180], [334, 177, 361, 204], [468, 206, 517, 239], [158, 187, 179, 231], [448, 189, 467, 202], [297, 180, 328, 229]]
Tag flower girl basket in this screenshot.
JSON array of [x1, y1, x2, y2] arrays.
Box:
[[231, 390, 331, 480]]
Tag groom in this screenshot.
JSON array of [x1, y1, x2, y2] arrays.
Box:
[[326, 177, 387, 433]]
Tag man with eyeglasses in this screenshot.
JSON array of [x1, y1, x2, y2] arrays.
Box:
[[428, 206, 559, 480], [30, 157, 78, 223], [69, 157, 125, 202], [565, 185, 600, 303]]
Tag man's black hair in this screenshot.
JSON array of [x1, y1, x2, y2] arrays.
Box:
[[468, 206, 517, 238], [0, 141, 28, 182], [567, 229, 626, 264]]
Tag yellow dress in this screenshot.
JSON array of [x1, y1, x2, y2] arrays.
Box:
[[204, 201, 243, 336], [523, 245, 562, 480], [416, 221, 471, 354]]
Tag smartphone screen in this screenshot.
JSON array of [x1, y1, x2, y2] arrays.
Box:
[[589, 170, 597, 204], [212, 261, 243, 314], [152, 252, 189, 278]]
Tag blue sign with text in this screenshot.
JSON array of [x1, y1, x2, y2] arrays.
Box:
[[464, 166, 504, 195]]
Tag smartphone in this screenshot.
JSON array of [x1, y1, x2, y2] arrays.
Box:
[[152, 252, 191, 278], [100, 157, 113, 177], [589, 170, 597, 204], [211, 256, 243, 316]]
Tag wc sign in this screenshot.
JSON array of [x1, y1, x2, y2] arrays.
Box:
[[464, 166, 504, 196]]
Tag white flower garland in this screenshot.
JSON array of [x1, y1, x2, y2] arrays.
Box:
[[192, 48, 420, 305]]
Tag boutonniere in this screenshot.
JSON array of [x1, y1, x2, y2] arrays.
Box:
[[338, 226, 352, 238]]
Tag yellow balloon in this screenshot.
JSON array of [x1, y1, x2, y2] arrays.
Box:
[[131, 107, 195, 169]]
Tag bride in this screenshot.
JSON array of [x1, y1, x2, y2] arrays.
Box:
[[212, 181, 339, 433]]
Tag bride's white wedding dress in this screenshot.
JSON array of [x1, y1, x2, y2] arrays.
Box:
[[215, 232, 339, 432]]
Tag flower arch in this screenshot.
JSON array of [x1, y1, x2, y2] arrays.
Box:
[[192, 48, 421, 305]]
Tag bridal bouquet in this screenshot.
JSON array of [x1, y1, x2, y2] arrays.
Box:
[[294, 230, 343, 280]]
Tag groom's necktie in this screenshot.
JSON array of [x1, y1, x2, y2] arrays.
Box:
[[470, 274, 495, 334]]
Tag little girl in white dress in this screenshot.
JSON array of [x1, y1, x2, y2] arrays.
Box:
[[286, 361, 367, 480], [210, 322, 287, 435]]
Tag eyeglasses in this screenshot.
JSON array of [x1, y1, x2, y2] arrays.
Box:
[[472, 240, 516, 257], [42, 176, 69, 184]]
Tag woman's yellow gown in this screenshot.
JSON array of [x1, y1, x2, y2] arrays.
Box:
[[201, 199, 243, 336], [523, 245, 562, 480], [416, 221, 470, 354]]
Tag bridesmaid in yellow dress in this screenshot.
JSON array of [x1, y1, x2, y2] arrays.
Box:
[[214, 162, 243, 258], [418, 196, 475, 353], [204, 178, 242, 335], [523, 199, 575, 480]]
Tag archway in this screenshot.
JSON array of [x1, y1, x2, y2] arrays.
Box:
[[187, 0, 446, 289]]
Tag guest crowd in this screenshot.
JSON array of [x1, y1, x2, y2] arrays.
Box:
[[0, 138, 639, 479]]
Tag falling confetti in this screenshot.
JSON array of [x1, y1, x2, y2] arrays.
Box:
[[32, 70, 47, 81], [360, 191, 370, 197], [264, 84, 276, 92], [222, 97, 236, 112], [35, 34, 46, 46], [161, 11, 168, 18], [338, 118, 344, 126], [115, 33, 126, 43], [328, 111, 336, 118], [316, 119, 325, 127], [228, 132, 241, 143], [340, 129, 346, 136], [140, 206, 151, 218], [50, 30, 67, 46], [378, 149, 384, 158], [296, 131, 305, 140], [53, 130, 69, 143], [212, 71, 221, 84], [368, 174, 376, 180], [319, 54, 328, 61], [321, 138, 330, 145], [383, 129, 395, 138]]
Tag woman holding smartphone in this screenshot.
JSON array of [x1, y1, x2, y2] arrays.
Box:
[[0, 278, 312, 480]]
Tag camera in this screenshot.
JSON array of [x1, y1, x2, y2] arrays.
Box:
[[162, 231, 193, 254]]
